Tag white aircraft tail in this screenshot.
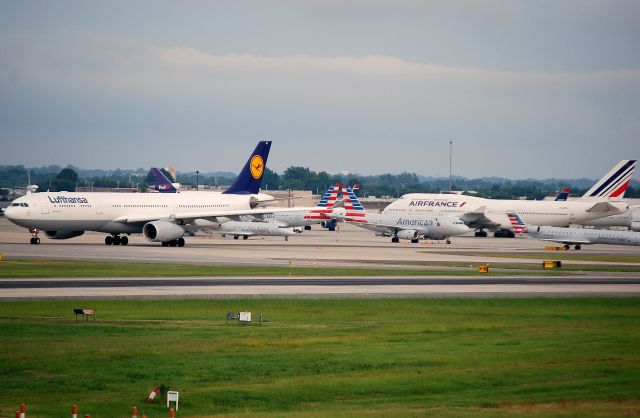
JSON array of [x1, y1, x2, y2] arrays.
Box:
[[582, 160, 637, 199]]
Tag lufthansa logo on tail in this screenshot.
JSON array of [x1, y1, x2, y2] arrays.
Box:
[[250, 155, 264, 180]]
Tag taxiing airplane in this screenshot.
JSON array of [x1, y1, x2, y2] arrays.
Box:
[[382, 160, 635, 238], [507, 212, 640, 249], [332, 185, 470, 243], [219, 221, 297, 241], [4, 141, 290, 247]]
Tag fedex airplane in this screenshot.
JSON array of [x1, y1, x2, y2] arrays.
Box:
[[383, 160, 635, 238], [5, 141, 288, 247], [507, 212, 640, 250], [332, 185, 469, 243], [148, 168, 179, 193]]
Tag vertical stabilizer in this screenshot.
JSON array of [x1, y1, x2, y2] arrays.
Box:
[[223, 141, 272, 195], [148, 168, 178, 193], [582, 160, 637, 199]]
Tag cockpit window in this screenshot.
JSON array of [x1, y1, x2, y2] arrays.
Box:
[[21, 203, 29, 207], [11, 203, 20, 206]]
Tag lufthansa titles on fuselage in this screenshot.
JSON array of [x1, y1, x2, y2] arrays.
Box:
[[47, 196, 89, 204]]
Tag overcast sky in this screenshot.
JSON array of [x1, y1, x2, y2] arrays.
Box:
[[1, 1, 639, 179]]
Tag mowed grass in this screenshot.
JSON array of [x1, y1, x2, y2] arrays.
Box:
[[0, 259, 563, 278], [1, 298, 639, 417]]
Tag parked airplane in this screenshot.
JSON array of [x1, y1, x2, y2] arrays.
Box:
[[248, 184, 341, 231], [148, 168, 179, 193], [332, 185, 469, 243], [219, 221, 297, 241], [507, 212, 640, 249], [382, 161, 634, 238], [4, 141, 290, 247]]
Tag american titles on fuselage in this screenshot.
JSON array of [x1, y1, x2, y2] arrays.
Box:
[[396, 218, 437, 227]]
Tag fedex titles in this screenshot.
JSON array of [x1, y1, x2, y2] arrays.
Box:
[[396, 218, 434, 227], [48, 196, 89, 204], [409, 200, 465, 208]]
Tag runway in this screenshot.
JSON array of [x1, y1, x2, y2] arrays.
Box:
[[1, 218, 640, 298]]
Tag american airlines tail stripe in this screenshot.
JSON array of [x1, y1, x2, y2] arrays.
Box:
[[588, 160, 636, 197]]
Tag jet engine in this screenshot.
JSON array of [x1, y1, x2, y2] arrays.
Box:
[[44, 231, 85, 240], [321, 220, 337, 231], [396, 230, 419, 240], [143, 221, 185, 242]]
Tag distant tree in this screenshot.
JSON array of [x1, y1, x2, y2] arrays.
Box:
[[50, 168, 78, 192], [262, 167, 281, 190]]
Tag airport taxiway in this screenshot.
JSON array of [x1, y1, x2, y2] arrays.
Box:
[[1, 218, 639, 298]]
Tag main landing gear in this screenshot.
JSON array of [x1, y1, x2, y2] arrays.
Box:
[[564, 244, 582, 250], [161, 238, 185, 247], [105, 234, 129, 246], [29, 228, 40, 244], [474, 229, 488, 237]]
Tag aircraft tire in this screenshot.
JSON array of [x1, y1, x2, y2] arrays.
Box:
[[391, 237, 400, 243], [161, 241, 169, 247], [304, 225, 311, 230], [575, 245, 582, 250], [243, 235, 249, 240], [233, 235, 239, 240], [177, 238, 185, 247], [30, 237, 35, 245], [411, 238, 419, 244], [120, 236, 129, 246], [105, 236, 113, 245], [35, 237, 40, 244], [446, 239, 451, 244], [113, 236, 121, 245]]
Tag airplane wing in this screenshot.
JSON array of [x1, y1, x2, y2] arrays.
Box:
[[459, 206, 500, 228], [114, 207, 305, 225], [586, 201, 623, 214], [538, 238, 592, 245]]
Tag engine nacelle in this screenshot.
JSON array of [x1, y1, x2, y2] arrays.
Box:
[[631, 222, 640, 232], [321, 220, 337, 230], [45, 230, 85, 240], [396, 230, 419, 240], [143, 221, 185, 242]]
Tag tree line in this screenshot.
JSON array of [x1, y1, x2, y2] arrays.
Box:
[[1, 165, 638, 200]]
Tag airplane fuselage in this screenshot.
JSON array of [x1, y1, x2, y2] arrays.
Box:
[[529, 225, 640, 246], [5, 191, 256, 234], [383, 194, 628, 230]]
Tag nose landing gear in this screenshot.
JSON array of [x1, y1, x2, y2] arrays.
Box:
[[29, 228, 40, 244]]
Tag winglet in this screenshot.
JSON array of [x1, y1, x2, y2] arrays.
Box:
[[582, 160, 637, 199], [148, 168, 178, 193], [223, 141, 272, 195]]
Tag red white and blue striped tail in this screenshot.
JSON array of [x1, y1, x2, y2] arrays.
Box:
[[582, 160, 637, 199], [316, 184, 341, 208], [341, 184, 367, 223], [506, 212, 528, 234]]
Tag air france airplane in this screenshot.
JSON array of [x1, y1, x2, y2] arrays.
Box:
[[507, 212, 640, 249], [332, 185, 469, 243], [5, 141, 288, 247], [383, 160, 635, 238]]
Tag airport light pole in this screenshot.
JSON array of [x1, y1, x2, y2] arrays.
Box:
[[449, 140, 453, 192], [195, 170, 200, 190]]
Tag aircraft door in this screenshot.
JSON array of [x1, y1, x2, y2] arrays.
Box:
[[40, 197, 49, 214]]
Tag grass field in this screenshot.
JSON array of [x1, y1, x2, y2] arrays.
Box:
[[0, 259, 576, 278], [1, 298, 639, 417]]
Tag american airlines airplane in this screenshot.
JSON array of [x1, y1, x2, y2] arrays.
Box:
[[507, 212, 640, 249], [332, 185, 470, 243], [382, 160, 635, 238], [4, 141, 291, 247]]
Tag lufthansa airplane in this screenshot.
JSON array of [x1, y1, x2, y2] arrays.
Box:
[[382, 160, 635, 238], [331, 185, 470, 243], [507, 212, 640, 249], [4, 141, 291, 247]]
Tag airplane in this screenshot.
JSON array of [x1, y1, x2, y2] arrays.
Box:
[[382, 160, 635, 238], [332, 185, 470, 243], [4, 141, 294, 247], [148, 168, 179, 193], [507, 212, 640, 249], [218, 221, 297, 241], [247, 184, 341, 231], [555, 187, 570, 201]]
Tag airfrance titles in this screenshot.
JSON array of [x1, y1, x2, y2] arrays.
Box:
[[409, 200, 466, 208]]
